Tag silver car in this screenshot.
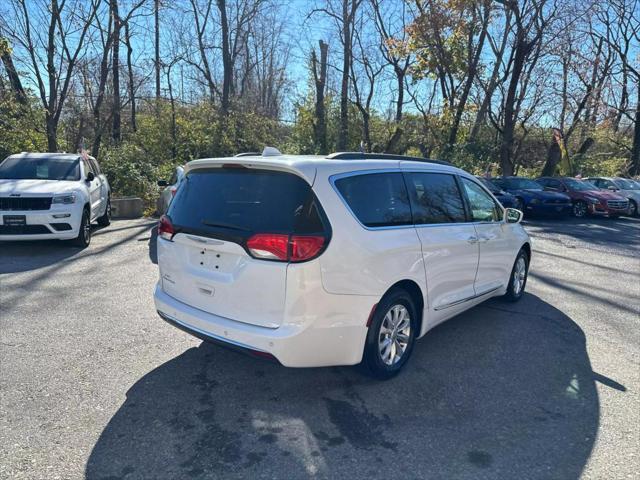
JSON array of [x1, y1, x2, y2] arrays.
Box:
[[586, 177, 640, 217], [157, 166, 184, 214]]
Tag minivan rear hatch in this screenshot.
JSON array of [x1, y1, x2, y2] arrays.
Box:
[[158, 166, 329, 329]]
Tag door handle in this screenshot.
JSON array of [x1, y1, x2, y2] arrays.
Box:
[[467, 236, 479, 244]]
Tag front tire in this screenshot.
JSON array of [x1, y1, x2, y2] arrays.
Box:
[[362, 290, 417, 380], [72, 209, 91, 248], [97, 197, 111, 227], [503, 249, 529, 302], [572, 200, 588, 218]]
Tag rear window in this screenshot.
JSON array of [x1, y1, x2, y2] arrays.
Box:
[[334, 173, 412, 227], [168, 168, 326, 237]]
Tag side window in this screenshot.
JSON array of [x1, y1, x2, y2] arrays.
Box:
[[537, 178, 548, 187], [548, 179, 563, 190], [460, 177, 502, 222], [83, 160, 95, 176], [405, 172, 466, 224], [334, 172, 412, 227], [90, 158, 101, 175]]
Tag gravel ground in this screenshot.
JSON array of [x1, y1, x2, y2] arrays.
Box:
[[0, 216, 638, 480]]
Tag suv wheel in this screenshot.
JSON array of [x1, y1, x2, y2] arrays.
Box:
[[573, 200, 587, 218], [97, 197, 111, 227], [503, 250, 529, 302], [72, 209, 91, 248], [362, 290, 417, 380]]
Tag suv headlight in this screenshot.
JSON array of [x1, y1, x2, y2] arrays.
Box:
[[585, 196, 600, 204], [52, 194, 77, 205]]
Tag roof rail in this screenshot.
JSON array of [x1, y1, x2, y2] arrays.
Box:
[[234, 152, 260, 157], [326, 152, 452, 166]]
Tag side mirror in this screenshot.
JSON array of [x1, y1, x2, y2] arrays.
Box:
[[86, 171, 95, 182], [544, 187, 557, 192], [608, 186, 618, 191], [504, 207, 523, 224], [157, 180, 168, 187]]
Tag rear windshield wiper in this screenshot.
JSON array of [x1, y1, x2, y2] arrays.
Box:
[[201, 220, 250, 232]]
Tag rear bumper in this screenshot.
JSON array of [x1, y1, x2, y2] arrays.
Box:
[[0, 207, 82, 241], [154, 284, 370, 368]]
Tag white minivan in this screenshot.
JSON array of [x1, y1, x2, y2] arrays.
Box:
[[154, 151, 531, 378]]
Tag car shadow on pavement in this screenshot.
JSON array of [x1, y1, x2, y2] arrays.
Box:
[[86, 294, 602, 480]]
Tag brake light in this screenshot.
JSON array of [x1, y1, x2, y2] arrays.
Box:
[[158, 215, 175, 241], [246, 234, 326, 262], [170, 186, 177, 197]]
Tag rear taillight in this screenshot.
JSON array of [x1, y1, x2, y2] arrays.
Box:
[[246, 234, 326, 262], [170, 186, 177, 197], [290, 235, 325, 261], [246, 233, 289, 260], [158, 215, 175, 241]]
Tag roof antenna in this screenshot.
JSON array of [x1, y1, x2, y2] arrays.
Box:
[[262, 146, 282, 157]]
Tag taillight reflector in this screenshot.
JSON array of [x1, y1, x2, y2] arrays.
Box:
[[158, 215, 175, 241], [246, 234, 326, 262], [170, 186, 177, 197]]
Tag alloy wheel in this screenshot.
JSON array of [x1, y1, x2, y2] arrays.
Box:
[[573, 202, 587, 217], [513, 256, 527, 295], [378, 304, 411, 366]]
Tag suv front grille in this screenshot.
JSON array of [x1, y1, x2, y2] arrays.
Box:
[[0, 197, 53, 211], [607, 200, 628, 210]]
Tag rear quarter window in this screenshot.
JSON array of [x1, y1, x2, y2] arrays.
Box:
[[334, 172, 412, 228]]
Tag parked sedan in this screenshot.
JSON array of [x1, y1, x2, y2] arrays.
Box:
[[585, 177, 640, 217], [476, 176, 517, 208], [490, 177, 572, 217], [536, 177, 629, 218]]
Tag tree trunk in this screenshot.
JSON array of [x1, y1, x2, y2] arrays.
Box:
[[154, 0, 161, 99], [445, 2, 490, 155], [386, 69, 404, 153], [0, 40, 27, 105], [338, 0, 357, 151], [312, 40, 328, 154], [217, 0, 232, 114], [124, 21, 136, 132], [500, 34, 531, 176], [92, 14, 113, 158], [111, 0, 121, 142], [630, 90, 640, 177]]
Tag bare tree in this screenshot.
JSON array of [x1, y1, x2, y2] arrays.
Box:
[[1, 0, 100, 151]]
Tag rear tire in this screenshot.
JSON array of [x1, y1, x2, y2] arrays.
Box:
[[361, 289, 417, 380], [97, 197, 111, 227], [72, 209, 91, 248], [503, 249, 529, 302]]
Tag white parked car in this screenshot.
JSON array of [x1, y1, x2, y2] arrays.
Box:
[[157, 166, 184, 214], [154, 151, 531, 378], [0, 152, 110, 247]]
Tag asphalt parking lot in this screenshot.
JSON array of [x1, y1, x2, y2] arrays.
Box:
[[1, 217, 639, 480]]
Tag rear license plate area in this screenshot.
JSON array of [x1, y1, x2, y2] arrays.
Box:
[[191, 248, 236, 272], [3, 215, 26, 226]]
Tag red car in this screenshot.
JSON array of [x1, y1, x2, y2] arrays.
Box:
[[536, 177, 629, 218]]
